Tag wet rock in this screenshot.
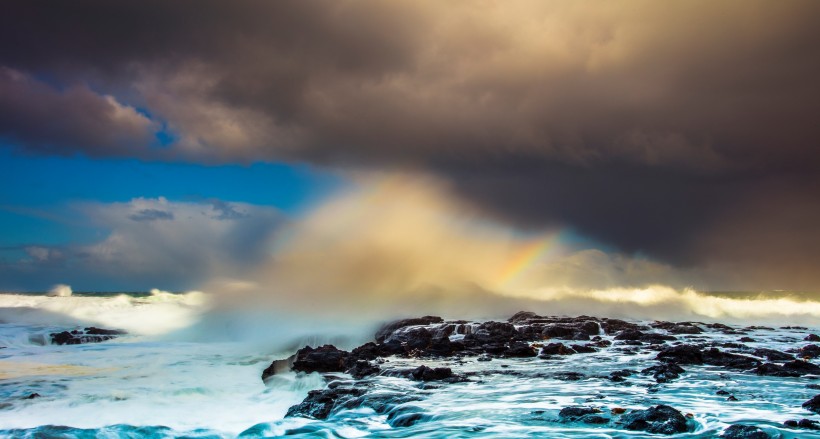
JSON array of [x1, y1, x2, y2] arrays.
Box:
[[614, 330, 644, 341], [553, 372, 585, 381], [641, 363, 685, 383], [24, 393, 41, 399], [721, 424, 770, 439], [285, 387, 366, 419], [609, 369, 635, 382], [783, 359, 820, 375], [753, 363, 801, 377], [291, 345, 350, 374], [504, 342, 537, 357], [601, 319, 644, 335], [802, 394, 820, 414], [805, 334, 820, 342], [542, 324, 589, 340], [411, 365, 453, 381], [558, 406, 609, 424], [621, 404, 690, 435], [752, 348, 793, 362], [340, 391, 422, 415], [651, 321, 703, 334], [738, 337, 756, 343], [784, 419, 820, 430], [375, 316, 444, 342], [508, 311, 540, 323], [727, 395, 738, 401], [745, 326, 774, 331], [799, 344, 820, 359], [539, 343, 576, 356], [702, 348, 760, 370], [49, 327, 126, 345], [657, 345, 704, 364], [570, 344, 597, 353], [350, 342, 380, 361], [386, 405, 432, 428], [347, 360, 380, 379]]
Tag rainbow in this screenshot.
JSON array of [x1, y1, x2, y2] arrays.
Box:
[[494, 234, 557, 288]]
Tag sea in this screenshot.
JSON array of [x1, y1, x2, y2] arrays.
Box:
[[0, 291, 818, 438]]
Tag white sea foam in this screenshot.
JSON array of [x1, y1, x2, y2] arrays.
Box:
[[46, 284, 72, 297], [0, 290, 208, 336]]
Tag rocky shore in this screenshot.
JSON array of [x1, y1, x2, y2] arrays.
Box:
[[263, 312, 820, 437]]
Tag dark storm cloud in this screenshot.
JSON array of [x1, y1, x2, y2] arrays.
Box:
[[2, 0, 820, 289], [0, 68, 155, 156]]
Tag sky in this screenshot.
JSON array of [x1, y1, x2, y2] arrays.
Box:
[[1, 1, 819, 303]]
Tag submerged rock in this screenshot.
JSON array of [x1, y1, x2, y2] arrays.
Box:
[[49, 327, 126, 345], [721, 424, 771, 439], [641, 363, 685, 383], [621, 405, 690, 435], [285, 387, 366, 420], [802, 394, 820, 414], [784, 418, 820, 430], [751, 348, 794, 362], [386, 405, 433, 428], [558, 406, 609, 424]]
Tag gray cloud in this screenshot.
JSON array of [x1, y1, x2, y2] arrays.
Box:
[[0, 68, 156, 157], [129, 209, 175, 222]]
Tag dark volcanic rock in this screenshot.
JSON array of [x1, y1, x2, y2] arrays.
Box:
[[752, 348, 794, 362], [49, 327, 126, 345], [616, 330, 675, 343], [721, 424, 771, 439], [783, 360, 820, 375], [799, 344, 820, 359], [570, 344, 597, 353], [558, 406, 609, 424], [411, 365, 453, 381], [292, 345, 350, 373], [601, 319, 644, 335], [286, 387, 366, 419], [642, 363, 685, 383], [657, 345, 704, 364], [651, 321, 703, 334], [540, 343, 576, 356], [504, 342, 537, 357], [609, 369, 636, 382], [701, 348, 760, 370], [375, 316, 444, 342], [508, 311, 540, 323], [802, 394, 820, 414], [347, 360, 380, 379], [754, 363, 801, 377], [350, 342, 380, 361], [621, 405, 689, 435], [657, 345, 759, 370], [805, 334, 820, 342], [386, 405, 432, 428], [784, 419, 820, 430]]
